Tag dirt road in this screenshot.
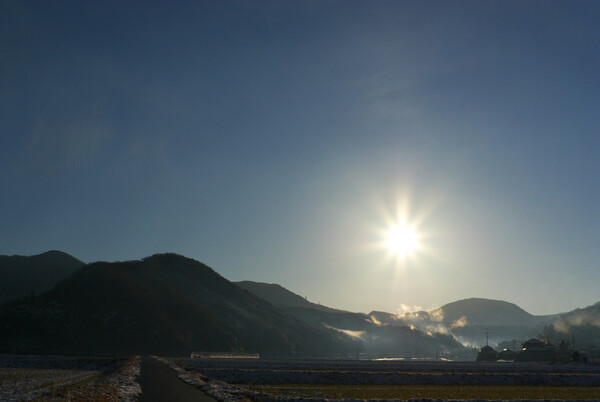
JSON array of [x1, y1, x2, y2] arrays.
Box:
[[138, 356, 216, 402]]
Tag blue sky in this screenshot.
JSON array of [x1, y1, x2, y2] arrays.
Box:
[[2, 1, 599, 315]]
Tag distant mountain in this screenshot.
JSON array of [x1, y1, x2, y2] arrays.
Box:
[[544, 301, 600, 348], [437, 298, 546, 327], [0, 250, 85, 302], [371, 298, 559, 348], [369, 310, 398, 324], [0, 254, 353, 357], [237, 281, 375, 335], [236, 281, 342, 313], [238, 281, 470, 359], [435, 298, 558, 347]]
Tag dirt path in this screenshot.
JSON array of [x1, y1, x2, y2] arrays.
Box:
[[138, 356, 216, 402]]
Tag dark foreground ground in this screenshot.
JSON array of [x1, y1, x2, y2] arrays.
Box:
[[0, 354, 140, 400]]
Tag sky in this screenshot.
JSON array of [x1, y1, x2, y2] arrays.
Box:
[[2, 0, 600, 316]]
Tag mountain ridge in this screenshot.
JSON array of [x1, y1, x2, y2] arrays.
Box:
[[0, 250, 85, 302], [1, 250, 597, 357], [235, 280, 344, 313], [240, 281, 594, 351], [0, 253, 353, 357]]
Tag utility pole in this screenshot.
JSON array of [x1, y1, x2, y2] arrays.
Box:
[[483, 328, 491, 347]]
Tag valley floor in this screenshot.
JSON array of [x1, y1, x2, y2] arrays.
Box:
[[3, 354, 600, 401], [167, 357, 600, 401]]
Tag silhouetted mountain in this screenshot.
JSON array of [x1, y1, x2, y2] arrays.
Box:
[[235, 281, 343, 313], [4, 251, 588, 358], [0, 250, 85, 302], [436, 298, 556, 347], [369, 310, 397, 324], [371, 298, 559, 348], [237, 281, 374, 338], [238, 281, 470, 358], [437, 298, 547, 326], [544, 301, 600, 348], [0, 254, 353, 357]]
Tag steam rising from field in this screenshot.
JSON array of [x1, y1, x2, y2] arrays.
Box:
[[391, 308, 468, 338], [368, 315, 382, 326], [451, 316, 468, 329], [552, 307, 600, 333], [325, 325, 366, 339]]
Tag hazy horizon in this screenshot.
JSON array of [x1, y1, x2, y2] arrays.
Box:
[[2, 1, 600, 316]]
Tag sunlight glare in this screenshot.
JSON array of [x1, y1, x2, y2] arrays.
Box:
[[386, 223, 418, 257]]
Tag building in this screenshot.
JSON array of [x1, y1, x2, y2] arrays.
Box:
[[476, 345, 498, 361], [515, 338, 557, 362], [497, 348, 518, 361]]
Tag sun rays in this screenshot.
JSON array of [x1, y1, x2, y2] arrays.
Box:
[[386, 222, 419, 257]]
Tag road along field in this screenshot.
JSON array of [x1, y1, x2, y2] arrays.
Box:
[[0, 354, 141, 401], [167, 358, 600, 401]]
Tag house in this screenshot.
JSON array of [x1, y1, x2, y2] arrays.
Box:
[[522, 338, 545, 349], [476, 345, 498, 361], [515, 338, 557, 362], [497, 348, 517, 361]]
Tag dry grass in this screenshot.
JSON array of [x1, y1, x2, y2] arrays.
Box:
[[0, 367, 101, 399], [244, 384, 600, 400], [0, 355, 141, 401]]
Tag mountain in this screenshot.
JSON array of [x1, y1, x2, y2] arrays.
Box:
[[4, 251, 586, 358], [544, 301, 600, 348], [371, 298, 559, 348], [0, 253, 353, 357], [235, 285, 599, 353], [238, 281, 470, 359], [434, 298, 557, 347], [236, 281, 375, 335], [436, 298, 547, 327], [0, 250, 85, 302], [235, 281, 342, 313]]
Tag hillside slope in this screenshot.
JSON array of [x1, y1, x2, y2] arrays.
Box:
[[238, 281, 469, 358], [544, 301, 600, 347], [437, 298, 542, 326], [372, 298, 559, 347], [0, 253, 352, 357], [235, 281, 342, 313], [0, 250, 85, 302]]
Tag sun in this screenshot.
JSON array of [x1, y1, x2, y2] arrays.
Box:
[[386, 223, 418, 257]]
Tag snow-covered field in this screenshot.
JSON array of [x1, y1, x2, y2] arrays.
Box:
[[0, 354, 141, 401], [169, 358, 600, 386], [165, 357, 600, 401]]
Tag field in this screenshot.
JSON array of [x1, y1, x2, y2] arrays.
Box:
[[0, 354, 141, 401], [168, 357, 600, 401], [244, 384, 600, 400]]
